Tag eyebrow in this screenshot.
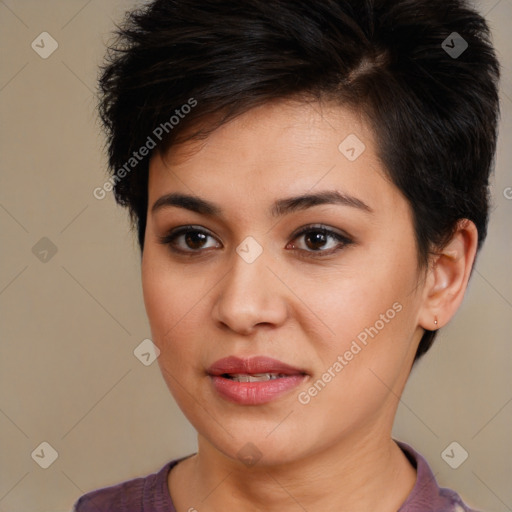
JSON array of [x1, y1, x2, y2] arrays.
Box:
[[151, 190, 373, 218]]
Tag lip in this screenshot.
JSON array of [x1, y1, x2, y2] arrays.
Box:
[[207, 356, 308, 405], [207, 356, 307, 376]]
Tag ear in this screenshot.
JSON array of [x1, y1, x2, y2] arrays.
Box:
[[418, 219, 479, 331]]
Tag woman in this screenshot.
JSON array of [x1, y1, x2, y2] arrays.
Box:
[[76, 0, 501, 510]]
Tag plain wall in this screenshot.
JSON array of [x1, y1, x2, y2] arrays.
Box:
[[0, 0, 511, 510]]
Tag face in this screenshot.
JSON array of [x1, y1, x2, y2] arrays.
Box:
[[141, 99, 427, 466]]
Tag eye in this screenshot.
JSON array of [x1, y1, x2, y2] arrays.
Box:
[[158, 224, 353, 258], [158, 225, 221, 255], [287, 224, 353, 257]]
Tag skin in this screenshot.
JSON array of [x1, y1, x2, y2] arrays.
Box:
[[141, 98, 478, 512]]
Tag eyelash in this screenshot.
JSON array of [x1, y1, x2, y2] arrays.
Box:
[[157, 224, 354, 259]]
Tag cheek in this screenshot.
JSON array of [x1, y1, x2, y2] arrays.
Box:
[[299, 248, 421, 391], [141, 254, 204, 405], [141, 248, 212, 365], [141, 252, 168, 336], [142, 249, 183, 350], [304, 260, 416, 345]]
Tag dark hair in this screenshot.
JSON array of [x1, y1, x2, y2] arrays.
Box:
[[98, 0, 500, 362]]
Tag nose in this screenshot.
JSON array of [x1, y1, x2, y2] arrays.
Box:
[[211, 246, 289, 335]]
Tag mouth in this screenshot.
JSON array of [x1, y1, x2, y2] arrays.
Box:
[[221, 372, 293, 382], [207, 356, 309, 405], [207, 355, 308, 376]]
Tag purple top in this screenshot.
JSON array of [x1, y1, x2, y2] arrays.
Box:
[[72, 441, 480, 512]]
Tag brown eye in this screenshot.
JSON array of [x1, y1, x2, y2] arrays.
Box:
[[158, 226, 221, 254], [288, 225, 353, 257], [303, 231, 329, 251], [183, 231, 208, 250]]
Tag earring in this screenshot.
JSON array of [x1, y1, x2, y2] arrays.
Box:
[[434, 317, 438, 327]]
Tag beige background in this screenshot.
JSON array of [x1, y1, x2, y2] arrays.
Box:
[[0, 1, 511, 510]]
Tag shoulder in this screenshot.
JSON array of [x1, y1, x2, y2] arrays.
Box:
[[71, 459, 179, 512], [396, 441, 482, 512], [72, 476, 146, 512], [437, 487, 482, 512]]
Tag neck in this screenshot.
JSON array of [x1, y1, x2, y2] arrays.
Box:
[[171, 426, 417, 512]]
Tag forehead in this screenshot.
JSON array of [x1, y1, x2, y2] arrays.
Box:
[[147, 99, 404, 220]]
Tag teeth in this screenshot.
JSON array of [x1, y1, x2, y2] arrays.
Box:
[[226, 373, 287, 382]]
